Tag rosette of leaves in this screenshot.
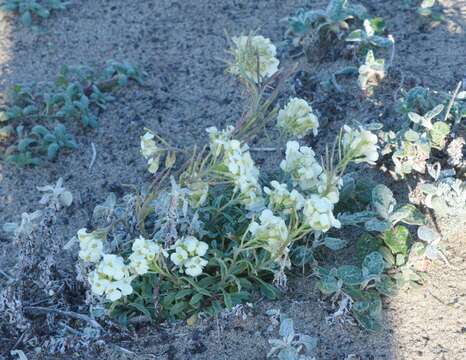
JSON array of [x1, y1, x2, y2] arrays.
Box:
[[267, 315, 317, 359], [286, 0, 367, 50], [0, 0, 69, 26], [346, 17, 394, 49], [5, 123, 77, 166]]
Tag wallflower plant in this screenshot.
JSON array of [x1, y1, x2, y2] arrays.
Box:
[[75, 35, 384, 327]]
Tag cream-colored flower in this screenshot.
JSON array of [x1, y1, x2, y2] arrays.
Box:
[[249, 209, 289, 259], [140, 132, 158, 159], [129, 253, 149, 275], [97, 254, 126, 280], [170, 247, 188, 266], [77, 228, 104, 263], [342, 125, 379, 164], [264, 181, 305, 214], [230, 35, 279, 83], [277, 98, 319, 139], [280, 141, 323, 191], [303, 195, 341, 232], [184, 256, 208, 277], [88, 270, 110, 296]]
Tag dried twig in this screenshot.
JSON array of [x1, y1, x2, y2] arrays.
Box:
[[23, 306, 103, 331]]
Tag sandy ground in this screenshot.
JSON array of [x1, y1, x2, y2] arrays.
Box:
[[0, 0, 465, 359]]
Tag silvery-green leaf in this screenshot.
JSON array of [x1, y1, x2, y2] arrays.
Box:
[[364, 122, 384, 131], [60, 191, 73, 207], [425, 244, 439, 260], [337, 265, 363, 285], [346, 29, 364, 42], [371, 184, 396, 219], [362, 251, 385, 277], [421, 0, 436, 8], [279, 317, 295, 339], [404, 129, 420, 142], [424, 104, 444, 121], [457, 91, 466, 100], [318, 273, 340, 295], [278, 347, 299, 360], [2, 222, 18, 233], [419, 183, 437, 194], [364, 218, 391, 232], [395, 253, 406, 266], [390, 204, 425, 225], [338, 211, 376, 225], [375, 275, 397, 296], [369, 35, 393, 48], [324, 237, 348, 250], [417, 225, 441, 244], [383, 225, 409, 255], [408, 112, 424, 124], [299, 334, 317, 352]]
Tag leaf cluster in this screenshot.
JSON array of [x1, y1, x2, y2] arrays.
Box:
[[1, 61, 145, 167], [0, 0, 69, 26]]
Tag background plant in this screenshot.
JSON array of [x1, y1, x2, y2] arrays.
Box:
[[0, 0, 69, 26], [0, 60, 145, 166]]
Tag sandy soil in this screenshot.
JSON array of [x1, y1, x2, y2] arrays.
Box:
[[0, 0, 465, 359]]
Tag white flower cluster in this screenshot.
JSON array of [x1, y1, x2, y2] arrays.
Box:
[[303, 195, 341, 232], [277, 98, 319, 139], [88, 254, 134, 301], [280, 141, 323, 191], [342, 125, 379, 165], [230, 35, 279, 83], [140, 132, 161, 173], [129, 236, 167, 275], [264, 181, 304, 215], [78, 228, 104, 263], [79, 230, 169, 301], [170, 236, 209, 277], [249, 209, 289, 259], [208, 127, 264, 211]]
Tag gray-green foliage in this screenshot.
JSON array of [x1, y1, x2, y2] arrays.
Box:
[[1, 61, 145, 167], [0, 0, 69, 26], [318, 181, 427, 331], [286, 0, 367, 47], [267, 314, 317, 360], [380, 86, 466, 178], [346, 17, 393, 49], [416, 0, 444, 21]]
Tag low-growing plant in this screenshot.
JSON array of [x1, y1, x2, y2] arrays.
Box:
[[346, 18, 394, 50], [416, 0, 444, 22], [380, 84, 466, 179], [285, 0, 367, 58], [73, 35, 383, 327], [1, 61, 145, 166], [316, 182, 430, 330], [0, 0, 69, 26], [267, 314, 317, 359]]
